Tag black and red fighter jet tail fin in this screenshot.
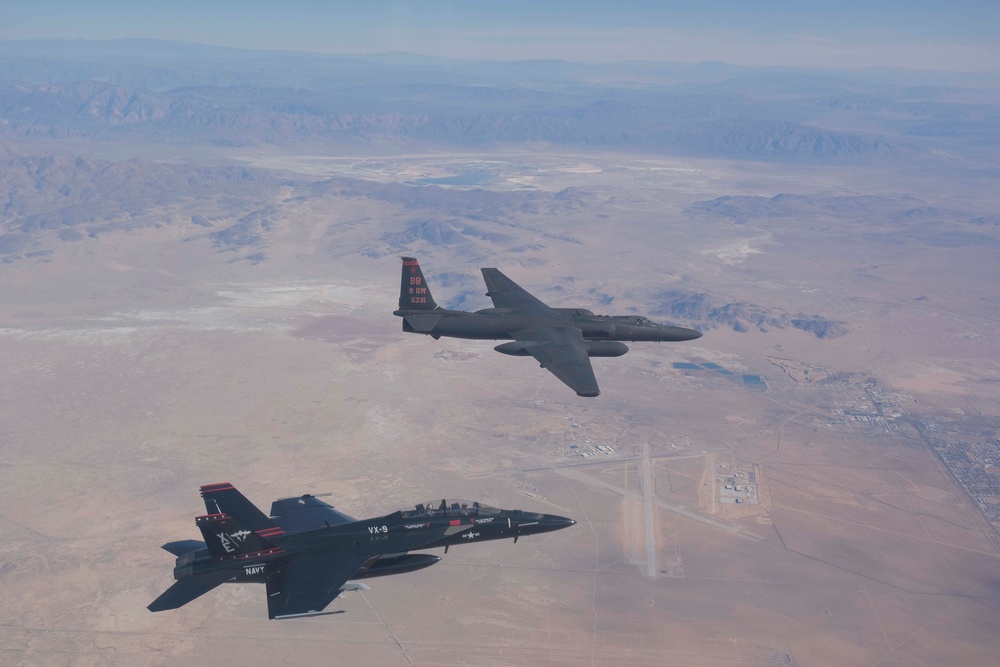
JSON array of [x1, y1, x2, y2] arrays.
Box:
[[200, 482, 274, 530], [196, 483, 285, 560]]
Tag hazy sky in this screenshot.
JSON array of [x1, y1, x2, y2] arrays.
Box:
[[2, 0, 998, 71]]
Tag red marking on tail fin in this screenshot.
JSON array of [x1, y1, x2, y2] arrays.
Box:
[[200, 482, 235, 493]]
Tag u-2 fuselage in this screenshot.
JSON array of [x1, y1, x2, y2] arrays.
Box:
[[398, 307, 701, 343]]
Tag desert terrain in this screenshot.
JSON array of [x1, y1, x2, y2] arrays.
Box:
[[1, 43, 999, 666]]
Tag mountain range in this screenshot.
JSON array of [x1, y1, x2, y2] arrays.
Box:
[[1, 39, 997, 163]]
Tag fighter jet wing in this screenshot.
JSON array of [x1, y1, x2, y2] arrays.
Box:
[[481, 268, 554, 313], [511, 326, 601, 397], [269, 495, 357, 533], [266, 552, 377, 619]]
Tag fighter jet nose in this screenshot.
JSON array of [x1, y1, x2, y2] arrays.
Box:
[[545, 515, 577, 531], [690, 329, 703, 340]]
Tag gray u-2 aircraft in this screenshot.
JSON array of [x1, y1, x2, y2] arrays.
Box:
[[148, 482, 574, 619], [394, 257, 702, 397]]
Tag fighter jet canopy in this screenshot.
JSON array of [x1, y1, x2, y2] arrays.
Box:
[[402, 499, 500, 519]]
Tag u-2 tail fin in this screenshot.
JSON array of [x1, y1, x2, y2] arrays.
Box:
[[398, 257, 438, 311]]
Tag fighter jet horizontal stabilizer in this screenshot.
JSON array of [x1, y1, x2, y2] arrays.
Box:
[[161, 539, 206, 557]]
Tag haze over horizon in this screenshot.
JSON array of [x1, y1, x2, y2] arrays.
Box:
[[2, 0, 999, 72]]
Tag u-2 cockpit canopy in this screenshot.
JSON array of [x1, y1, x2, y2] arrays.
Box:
[[603, 314, 658, 326], [626, 315, 657, 326], [401, 499, 501, 519]]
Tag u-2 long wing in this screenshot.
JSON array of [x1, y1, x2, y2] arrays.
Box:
[[511, 326, 601, 397], [266, 553, 377, 619], [481, 268, 553, 312]]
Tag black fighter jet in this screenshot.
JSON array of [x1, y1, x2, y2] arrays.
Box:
[[393, 257, 702, 397], [148, 482, 574, 619]]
